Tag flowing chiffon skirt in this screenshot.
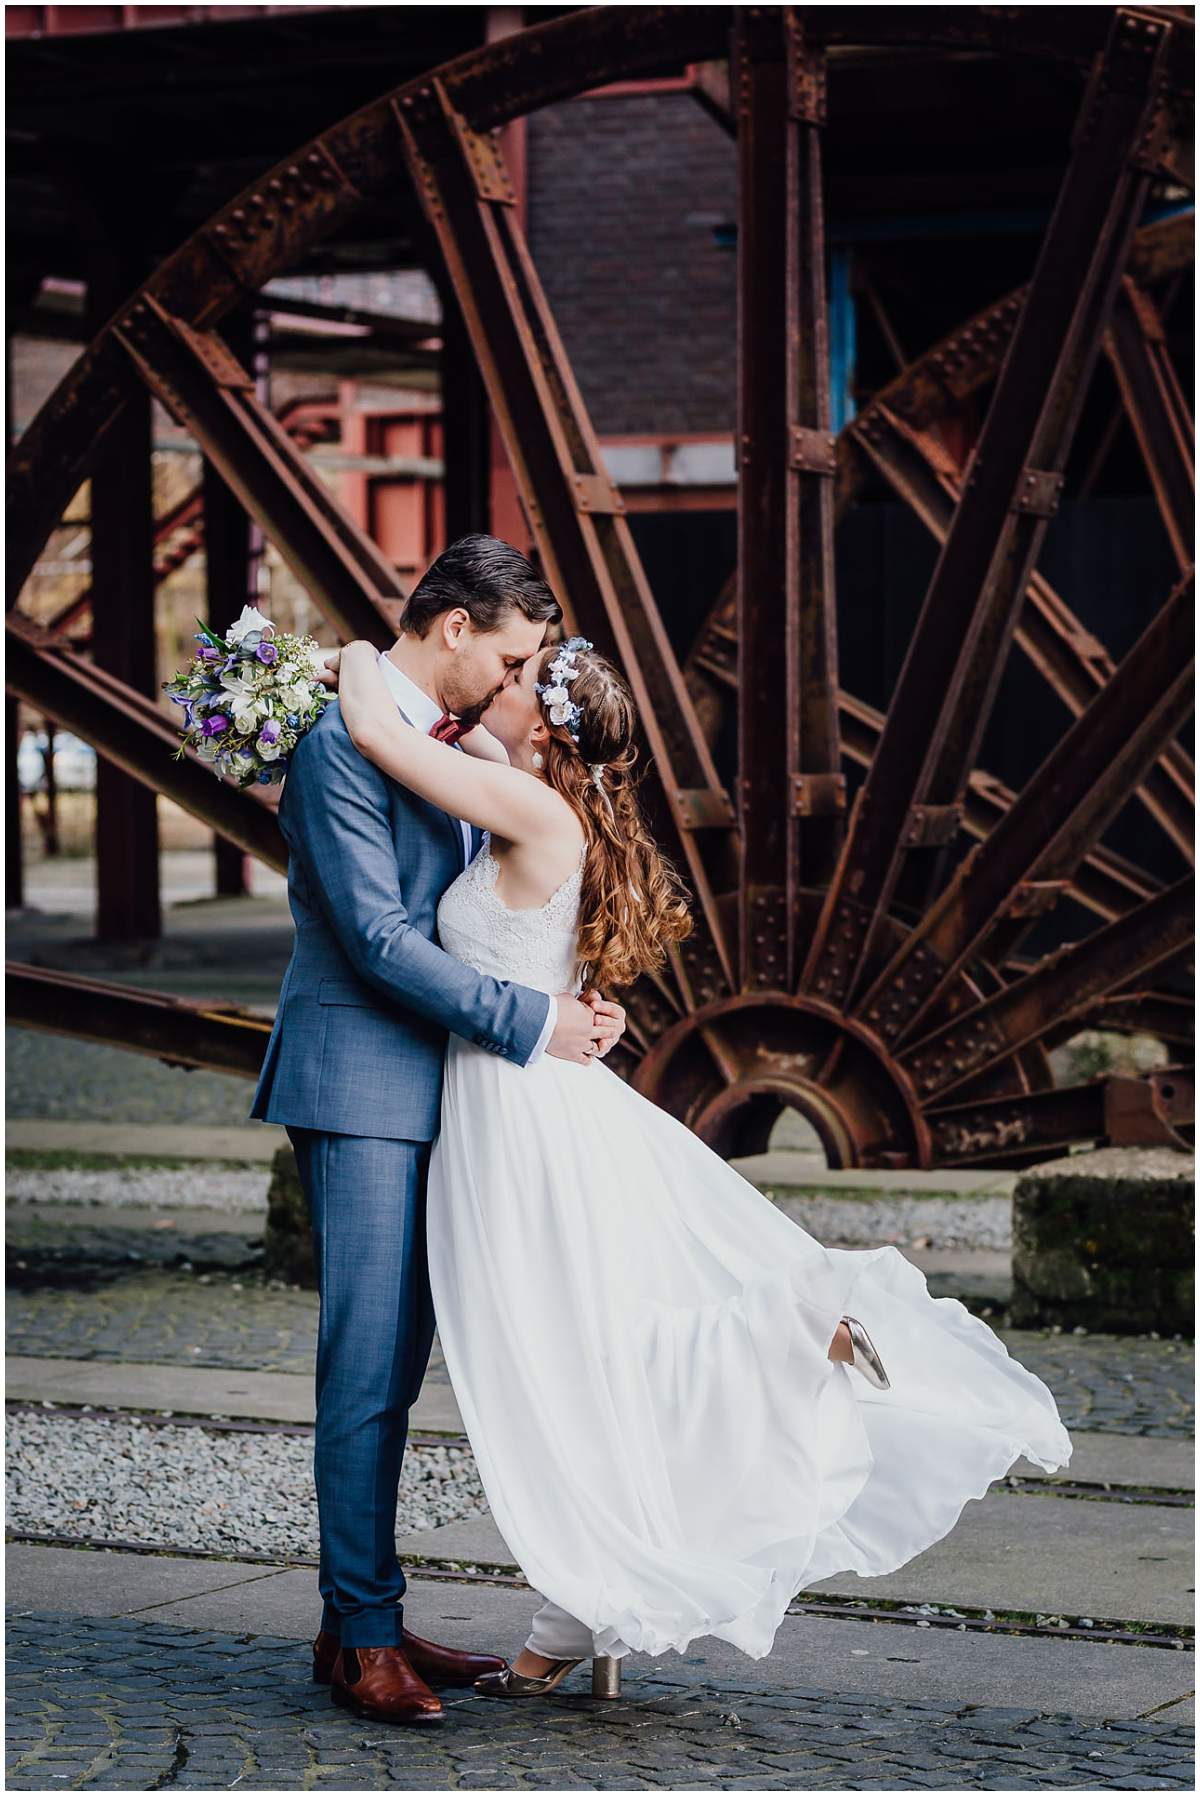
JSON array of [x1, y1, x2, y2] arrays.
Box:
[[425, 1041, 1072, 1663]]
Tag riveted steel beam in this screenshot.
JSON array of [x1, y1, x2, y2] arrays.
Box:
[[799, 9, 1174, 1013], [839, 212, 1193, 516], [1106, 275, 1195, 572], [925, 1065, 1193, 1166], [393, 71, 737, 1006], [733, 10, 842, 994], [111, 295, 401, 646], [7, 962, 272, 1079], [900, 874, 1194, 1105], [854, 570, 1194, 1048], [850, 404, 1194, 859], [686, 588, 1167, 927]]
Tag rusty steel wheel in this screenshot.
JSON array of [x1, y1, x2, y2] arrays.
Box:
[[6, 6, 1195, 1165]]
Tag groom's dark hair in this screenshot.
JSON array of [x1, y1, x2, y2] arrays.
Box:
[[399, 533, 562, 639]]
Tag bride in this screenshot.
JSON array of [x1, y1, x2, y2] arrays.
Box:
[[320, 631, 1072, 1698]]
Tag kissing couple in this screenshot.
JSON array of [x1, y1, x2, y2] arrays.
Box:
[[250, 532, 1072, 1726]]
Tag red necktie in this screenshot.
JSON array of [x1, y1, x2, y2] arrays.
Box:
[[429, 711, 467, 746]]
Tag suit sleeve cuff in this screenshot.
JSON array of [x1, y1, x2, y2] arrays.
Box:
[[525, 992, 557, 1064]]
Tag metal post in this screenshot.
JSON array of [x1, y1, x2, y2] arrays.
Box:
[[6, 326, 24, 910], [6, 695, 24, 909], [38, 718, 60, 857], [203, 303, 259, 898], [438, 269, 493, 543], [86, 226, 161, 943]]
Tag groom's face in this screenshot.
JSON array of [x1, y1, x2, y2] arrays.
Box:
[[440, 607, 549, 729]]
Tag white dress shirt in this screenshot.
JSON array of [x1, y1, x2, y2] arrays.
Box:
[[374, 650, 556, 1063]]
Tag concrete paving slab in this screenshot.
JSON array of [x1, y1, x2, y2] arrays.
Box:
[[6, 1202, 264, 1235], [730, 1152, 1018, 1198], [4, 1355, 463, 1434], [393, 1492, 1193, 1628], [7, 1545, 1191, 1721], [1020, 1431, 1195, 1492], [5, 1120, 285, 1163], [4, 1542, 288, 1616], [5, 1356, 315, 1422], [812, 1491, 1194, 1626]]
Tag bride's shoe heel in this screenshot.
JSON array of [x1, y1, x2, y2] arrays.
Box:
[[592, 1655, 622, 1699], [842, 1314, 891, 1390]]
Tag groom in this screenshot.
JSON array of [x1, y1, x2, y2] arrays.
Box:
[[250, 534, 625, 1725]]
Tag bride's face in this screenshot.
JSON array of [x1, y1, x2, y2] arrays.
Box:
[[484, 649, 545, 758]]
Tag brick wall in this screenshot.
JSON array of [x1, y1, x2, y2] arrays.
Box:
[[527, 91, 737, 438]]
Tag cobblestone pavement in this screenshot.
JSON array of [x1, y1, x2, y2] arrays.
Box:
[[4, 1612, 1193, 1791], [5, 1266, 1190, 1434], [5, 1267, 452, 1385]]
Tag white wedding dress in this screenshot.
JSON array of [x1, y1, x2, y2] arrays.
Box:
[[427, 833, 1073, 1663]]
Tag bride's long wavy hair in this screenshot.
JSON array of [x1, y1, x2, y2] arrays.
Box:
[[533, 642, 692, 990]]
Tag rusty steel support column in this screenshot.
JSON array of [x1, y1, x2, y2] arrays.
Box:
[[436, 266, 493, 542], [6, 325, 23, 909], [1106, 275, 1194, 573], [86, 231, 162, 942], [394, 70, 739, 1029], [203, 303, 259, 898], [733, 11, 842, 994], [6, 694, 23, 908], [799, 8, 1172, 1012]]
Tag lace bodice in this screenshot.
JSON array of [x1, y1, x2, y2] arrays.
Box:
[[437, 833, 585, 997]]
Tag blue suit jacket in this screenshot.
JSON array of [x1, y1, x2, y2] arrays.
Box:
[[249, 696, 549, 1141]]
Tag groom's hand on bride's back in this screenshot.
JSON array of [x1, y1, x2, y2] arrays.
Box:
[[547, 990, 627, 1064]]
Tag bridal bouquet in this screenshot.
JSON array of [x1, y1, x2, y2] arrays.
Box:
[[162, 604, 332, 787]]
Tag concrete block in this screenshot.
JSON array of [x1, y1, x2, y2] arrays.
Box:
[[1011, 1146, 1194, 1334], [262, 1141, 314, 1285]]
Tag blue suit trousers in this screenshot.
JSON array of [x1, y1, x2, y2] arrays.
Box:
[[287, 1126, 436, 1646]]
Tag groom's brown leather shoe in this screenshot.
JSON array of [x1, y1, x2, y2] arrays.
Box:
[[401, 1625, 509, 1687], [329, 1644, 444, 1726], [314, 1626, 507, 1688]]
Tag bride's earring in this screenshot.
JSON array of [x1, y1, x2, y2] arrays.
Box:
[[531, 749, 544, 770]]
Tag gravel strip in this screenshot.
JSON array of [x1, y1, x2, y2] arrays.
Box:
[[6, 1409, 485, 1558], [5, 1170, 1015, 1248], [5, 1166, 269, 1212], [774, 1193, 1013, 1249]]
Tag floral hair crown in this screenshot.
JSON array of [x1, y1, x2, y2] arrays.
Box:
[[533, 635, 593, 742], [533, 636, 613, 794]]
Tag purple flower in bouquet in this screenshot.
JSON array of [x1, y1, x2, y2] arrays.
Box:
[[164, 607, 331, 788]]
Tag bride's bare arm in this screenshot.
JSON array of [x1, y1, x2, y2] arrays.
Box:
[[458, 724, 511, 765], [330, 640, 569, 845]]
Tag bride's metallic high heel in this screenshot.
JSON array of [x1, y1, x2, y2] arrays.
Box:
[[474, 1656, 585, 1699], [842, 1314, 891, 1390]]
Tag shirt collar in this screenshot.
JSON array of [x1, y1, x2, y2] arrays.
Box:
[[376, 649, 442, 735]]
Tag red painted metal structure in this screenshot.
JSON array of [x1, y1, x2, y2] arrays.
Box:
[[6, 5, 1195, 1168]]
